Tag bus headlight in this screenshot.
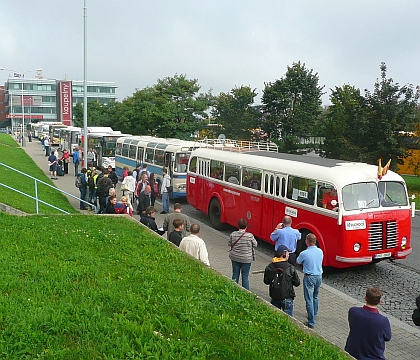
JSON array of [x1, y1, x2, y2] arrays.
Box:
[[353, 243, 361, 252], [401, 236, 407, 250]]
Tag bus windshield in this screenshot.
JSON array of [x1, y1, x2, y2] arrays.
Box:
[[104, 139, 116, 156], [342, 181, 408, 210], [174, 152, 190, 173]]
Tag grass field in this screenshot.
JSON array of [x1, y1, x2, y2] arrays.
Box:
[[0, 213, 350, 359], [0, 134, 77, 214]]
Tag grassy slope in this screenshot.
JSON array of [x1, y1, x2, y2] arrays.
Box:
[[0, 214, 349, 359], [0, 134, 77, 214]]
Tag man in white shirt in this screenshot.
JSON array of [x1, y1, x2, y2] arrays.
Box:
[[160, 167, 171, 214], [179, 224, 210, 266]]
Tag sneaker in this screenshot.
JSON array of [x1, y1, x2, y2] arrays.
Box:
[[304, 322, 314, 329], [160, 211, 167, 214]]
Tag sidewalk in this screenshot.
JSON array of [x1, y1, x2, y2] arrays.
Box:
[[24, 139, 420, 359]]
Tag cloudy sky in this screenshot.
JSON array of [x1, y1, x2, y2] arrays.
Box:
[[1, 1, 419, 105]]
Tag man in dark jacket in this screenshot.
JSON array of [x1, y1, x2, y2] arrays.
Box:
[[96, 172, 113, 213], [107, 165, 118, 188], [140, 206, 165, 235], [137, 185, 152, 217], [263, 245, 300, 316]]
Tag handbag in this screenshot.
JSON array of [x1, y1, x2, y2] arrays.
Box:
[[166, 185, 173, 193], [120, 182, 127, 191], [64, 158, 70, 163]]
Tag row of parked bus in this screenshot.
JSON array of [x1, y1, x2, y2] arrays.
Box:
[[114, 135, 414, 269]]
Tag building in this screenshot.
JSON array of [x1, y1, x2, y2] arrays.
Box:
[[0, 71, 117, 132]]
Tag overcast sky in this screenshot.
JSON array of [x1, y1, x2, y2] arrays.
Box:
[[1, 1, 419, 105]]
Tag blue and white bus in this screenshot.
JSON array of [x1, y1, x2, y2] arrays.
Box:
[[115, 136, 204, 199]]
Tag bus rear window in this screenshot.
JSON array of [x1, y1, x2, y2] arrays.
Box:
[[175, 152, 190, 173]]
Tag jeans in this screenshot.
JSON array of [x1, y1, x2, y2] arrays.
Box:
[[231, 260, 251, 290], [271, 298, 294, 316], [79, 187, 87, 209], [88, 189, 97, 212], [162, 192, 170, 213], [74, 162, 79, 176], [303, 275, 322, 327]]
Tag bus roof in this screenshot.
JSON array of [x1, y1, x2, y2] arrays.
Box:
[[190, 148, 405, 188]]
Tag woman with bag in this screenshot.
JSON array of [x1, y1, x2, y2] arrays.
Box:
[[149, 172, 159, 206], [121, 170, 136, 204], [228, 218, 257, 290], [60, 149, 70, 174]]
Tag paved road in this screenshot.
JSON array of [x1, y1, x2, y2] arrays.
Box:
[[21, 138, 420, 359]]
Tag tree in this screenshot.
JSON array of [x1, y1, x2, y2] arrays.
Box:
[[115, 74, 212, 139], [73, 100, 118, 128], [261, 62, 324, 152], [212, 86, 259, 140], [320, 63, 420, 169]]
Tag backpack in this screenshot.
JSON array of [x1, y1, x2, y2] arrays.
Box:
[[75, 174, 83, 188], [88, 173, 95, 189], [269, 266, 286, 300]]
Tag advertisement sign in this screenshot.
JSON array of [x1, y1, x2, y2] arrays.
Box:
[[58, 81, 72, 126]]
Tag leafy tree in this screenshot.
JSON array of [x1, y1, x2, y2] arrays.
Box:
[[122, 74, 212, 139], [212, 86, 259, 140], [73, 100, 118, 127], [320, 63, 420, 169], [261, 62, 324, 151]]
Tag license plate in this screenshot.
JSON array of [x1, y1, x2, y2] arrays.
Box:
[[374, 252, 391, 259]]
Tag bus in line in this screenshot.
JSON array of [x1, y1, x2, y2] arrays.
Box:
[[115, 136, 207, 198], [49, 124, 68, 146], [186, 147, 414, 268], [59, 126, 82, 154], [87, 132, 129, 169]]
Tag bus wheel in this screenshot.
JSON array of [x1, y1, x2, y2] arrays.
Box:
[[296, 230, 309, 257], [209, 198, 224, 230]]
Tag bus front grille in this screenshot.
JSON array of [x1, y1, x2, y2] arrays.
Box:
[[368, 221, 398, 251]]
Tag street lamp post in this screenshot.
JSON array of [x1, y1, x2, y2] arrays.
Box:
[[0, 67, 42, 146]]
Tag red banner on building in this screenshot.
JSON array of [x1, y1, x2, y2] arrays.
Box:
[[58, 81, 72, 126]]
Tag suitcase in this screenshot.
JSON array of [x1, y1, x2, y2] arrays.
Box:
[[57, 165, 65, 176]]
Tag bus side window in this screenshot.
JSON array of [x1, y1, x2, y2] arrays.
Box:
[[189, 157, 197, 173]]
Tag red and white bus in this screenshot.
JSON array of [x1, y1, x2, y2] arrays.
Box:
[[187, 147, 414, 268]]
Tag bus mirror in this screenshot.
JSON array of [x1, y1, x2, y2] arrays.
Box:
[[411, 201, 416, 218]]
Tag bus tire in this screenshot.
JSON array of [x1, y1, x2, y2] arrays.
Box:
[[209, 198, 224, 230], [296, 230, 310, 257]]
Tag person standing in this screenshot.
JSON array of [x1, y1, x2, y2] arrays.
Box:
[[168, 218, 184, 247], [228, 218, 257, 290], [121, 170, 136, 204], [44, 136, 50, 157], [270, 215, 301, 265], [296, 233, 323, 329], [78, 167, 88, 210], [163, 203, 191, 240], [345, 286, 392, 360], [60, 149, 70, 175], [73, 147, 81, 175], [160, 167, 171, 214], [263, 245, 300, 316], [96, 171, 113, 214], [107, 165, 118, 189], [179, 224, 210, 266], [47, 152, 58, 179], [137, 184, 152, 217], [149, 172, 159, 206]]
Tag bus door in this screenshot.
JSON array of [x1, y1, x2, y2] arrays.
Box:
[[261, 172, 287, 238]]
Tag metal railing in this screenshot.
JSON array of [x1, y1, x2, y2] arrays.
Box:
[[0, 161, 96, 214]]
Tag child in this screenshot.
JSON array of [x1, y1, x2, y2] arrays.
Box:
[[121, 195, 133, 216]]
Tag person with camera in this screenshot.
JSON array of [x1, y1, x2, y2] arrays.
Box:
[[263, 245, 300, 316], [270, 215, 301, 265]]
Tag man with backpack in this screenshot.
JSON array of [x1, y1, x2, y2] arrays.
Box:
[[263, 245, 300, 317], [96, 171, 113, 213]]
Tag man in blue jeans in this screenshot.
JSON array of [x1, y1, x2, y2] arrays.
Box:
[[296, 233, 323, 329], [160, 167, 171, 214], [263, 245, 300, 316]]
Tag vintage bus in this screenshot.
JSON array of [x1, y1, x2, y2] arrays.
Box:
[[87, 132, 129, 169], [187, 148, 414, 268], [115, 136, 204, 198], [59, 126, 82, 154], [49, 123, 68, 146]]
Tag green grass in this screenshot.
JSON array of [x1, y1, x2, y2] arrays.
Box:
[[0, 213, 349, 359], [402, 175, 420, 209], [0, 134, 77, 214]]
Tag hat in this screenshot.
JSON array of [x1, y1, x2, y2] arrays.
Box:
[[276, 245, 289, 253]]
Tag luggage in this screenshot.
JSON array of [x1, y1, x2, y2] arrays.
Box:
[[57, 165, 65, 176]]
